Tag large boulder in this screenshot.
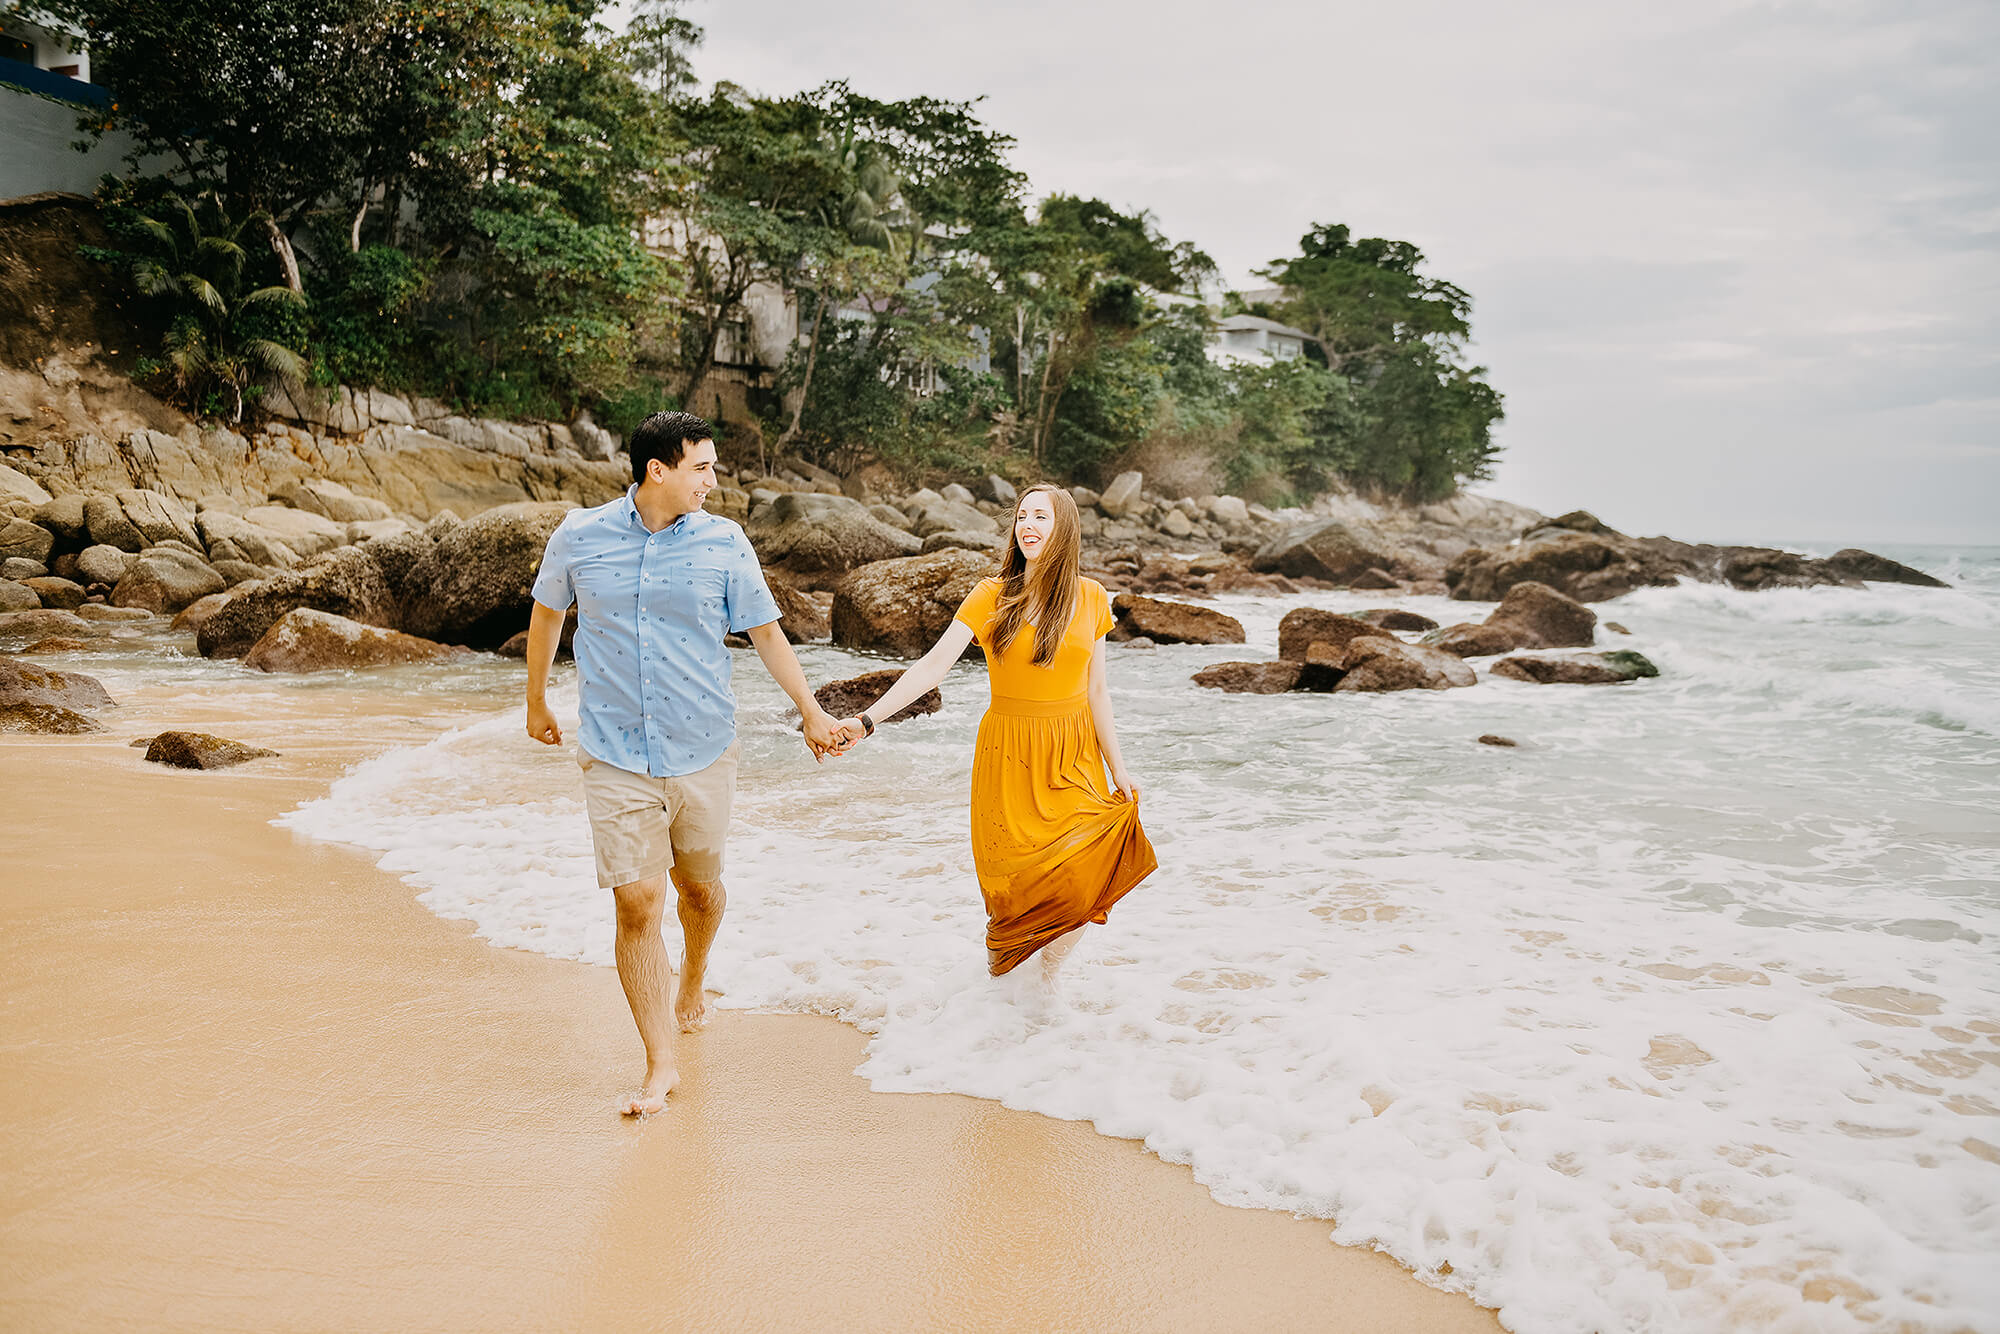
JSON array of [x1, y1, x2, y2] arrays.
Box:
[[831, 548, 994, 658], [0, 579, 36, 612], [1482, 580, 1596, 649], [1823, 548, 1947, 588], [921, 529, 1003, 554], [82, 494, 145, 552], [1112, 593, 1246, 645], [1355, 608, 1439, 633], [906, 497, 999, 539], [82, 490, 201, 553], [0, 463, 52, 508], [746, 492, 922, 589], [243, 608, 464, 673], [974, 474, 1018, 506], [271, 478, 394, 524], [1098, 471, 1144, 518], [1334, 636, 1477, 692], [74, 544, 133, 587], [356, 527, 436, 604], [399, 500, 575, 647], [239, 505, 347, 561], [196, 546, 400, 658], [21, 576, 85, 610], [1276, 609, 1380, 662], [1191, 660, 1304, 694], [1424, 622, 1519, 658], [1446, 531, 1682, 602], [195, 510, 303, 569], [1492, 651, 1659, 685], [0, 657, 114, 733], [0, 608, 96, 645], [32, 494, 88, 545], [142, 731, 278, 770], [0, 517, 54, 565], [813, 668, 941, 724], [1250, 519, 1401, 583], [767, 577, 829, 644], [111, 547, 227, 614], [171, 591, 233, 634]]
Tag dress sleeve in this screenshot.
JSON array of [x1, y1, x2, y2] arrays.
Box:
[[1090, 580, 1115, 640], [953, 579, 1000, 646], [529, 518, 576, 612]]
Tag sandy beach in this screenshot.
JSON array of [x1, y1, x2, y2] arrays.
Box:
[[0, 690, 1501, 1333]]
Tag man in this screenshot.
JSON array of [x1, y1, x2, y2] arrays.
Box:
[[524, 410, 846, 1116]]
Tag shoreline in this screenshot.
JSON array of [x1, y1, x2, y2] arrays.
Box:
[[1, 694, 1502, 1332]]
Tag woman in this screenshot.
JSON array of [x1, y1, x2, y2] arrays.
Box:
[[835, 484, 1157, 987]]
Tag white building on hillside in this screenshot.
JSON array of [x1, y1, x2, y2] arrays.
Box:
[[1207, 313, 1313, 367]]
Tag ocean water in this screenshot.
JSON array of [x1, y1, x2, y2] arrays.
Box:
[[257, 546, 2000, 1333]]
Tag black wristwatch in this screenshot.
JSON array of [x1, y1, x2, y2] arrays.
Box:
[[860, 712, 876, 736]]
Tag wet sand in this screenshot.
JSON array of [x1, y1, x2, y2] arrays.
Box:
[[1, 693, 1501, 1333]]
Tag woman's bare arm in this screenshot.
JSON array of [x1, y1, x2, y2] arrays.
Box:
[[1087, 638, 1138, 800], [839, 618, 978, 740]]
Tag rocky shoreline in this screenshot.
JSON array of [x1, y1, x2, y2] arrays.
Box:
[[0, 380, 1955, 734]]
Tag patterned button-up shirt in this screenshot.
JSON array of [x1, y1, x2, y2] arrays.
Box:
[[531, 488, 782, 777]]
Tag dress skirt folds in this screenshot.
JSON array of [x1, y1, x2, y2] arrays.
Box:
[[953, 577, 1157, 975]]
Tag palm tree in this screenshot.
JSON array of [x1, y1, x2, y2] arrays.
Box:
[[123, 191, 309, 423]]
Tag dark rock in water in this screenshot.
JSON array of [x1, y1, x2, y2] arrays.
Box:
[[1719, 547, 1831, 591], [1295, 643, 1349, 692], [813, 668, 940, 723], [20, 636, 89, 653], [767, 578, 830, 644], [143, 731, 279, 769], [198, 547, 399, 658], [1113, 593, 1245, 645], [1492, 651, 1659, 684], [22, 576, 85, 610], [1823, 549, 1948, 588], [74, 603, 152, 623], [1334, 636, 1477, 692], [1477, 734, 1518, 747], [1356, 608, 1439, 633], [1250, 519, 1401, 583], [1277, 609, 1379, 662], [1347, 566, 1401, 590], [497, 608, 578, 659], [1605, 622, 1631, 635], [0, 657, 115, 732], [831, 548, 992, 658], [1192, 660, 1304, 694], [748, 492, 923, 589], [1447, 531, 1681, 603], [358, 528, 436, 603], [1120, 636, 1155, 649], [1425, 622, 1519, 658], [400, 500, 575, 647], [0, 608, 95, 643], [243, 608, 464, 673], [724, 632, 751, 649], [1483, 580, 1596, 648]]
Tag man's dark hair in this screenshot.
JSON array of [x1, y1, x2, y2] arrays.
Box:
[[629, 411, 715, 484]]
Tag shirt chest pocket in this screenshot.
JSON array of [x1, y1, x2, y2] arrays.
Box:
[[680, 560, 732, 634]]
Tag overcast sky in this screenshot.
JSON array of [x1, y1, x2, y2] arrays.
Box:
[[682, 0, 1998, 546]]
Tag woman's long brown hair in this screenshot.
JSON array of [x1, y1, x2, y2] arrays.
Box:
[[988, 484, 1083, 667]]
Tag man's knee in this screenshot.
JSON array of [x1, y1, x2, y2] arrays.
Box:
[[613, 876, 667, 929], [670, 868, 725, 915]]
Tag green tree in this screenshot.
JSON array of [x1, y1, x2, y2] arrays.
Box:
[[87, 184, 307, 421], [1260, 223, 1503, 500]]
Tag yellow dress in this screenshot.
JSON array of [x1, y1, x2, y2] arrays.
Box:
[[953, 577, 1157, 975]]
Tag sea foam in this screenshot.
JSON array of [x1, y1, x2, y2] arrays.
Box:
[[280, 561, 2000, 1334]]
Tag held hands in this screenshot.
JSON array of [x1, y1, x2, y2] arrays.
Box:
[[800, 707, 848, 763], [833, 717, 869, 751]]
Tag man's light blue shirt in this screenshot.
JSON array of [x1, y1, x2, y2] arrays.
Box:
[[531, 488, 781, 778]]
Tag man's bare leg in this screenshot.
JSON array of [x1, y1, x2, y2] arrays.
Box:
[[612, 874, 678, 1115], [670, 868, 725, 1032]]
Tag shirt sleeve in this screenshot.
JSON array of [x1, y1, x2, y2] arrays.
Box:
[[529, 518, 576, 611], [1090, 580, 1115, 639], [953, 579, 1000, 646], [724, 527, 784, 632]]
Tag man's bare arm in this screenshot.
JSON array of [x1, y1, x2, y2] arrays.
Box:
[[744, 620, 843, 761], [525, 601, 566, 745]]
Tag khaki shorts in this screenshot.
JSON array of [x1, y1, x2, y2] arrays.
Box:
[[577, 742, 739, 888]]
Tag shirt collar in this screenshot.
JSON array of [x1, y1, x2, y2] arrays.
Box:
[[621, 485, 703, 537]]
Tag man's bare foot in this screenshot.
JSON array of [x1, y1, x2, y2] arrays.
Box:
[[675, 966, 710, 1032], [619, 1064, 679, 1117]]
